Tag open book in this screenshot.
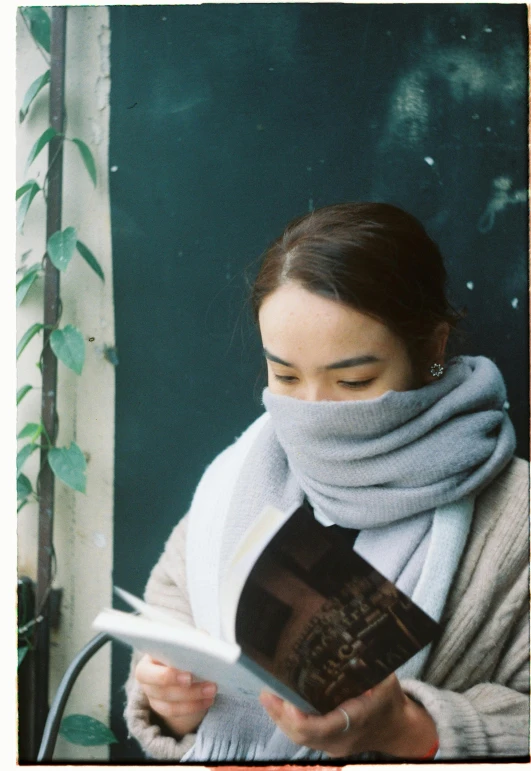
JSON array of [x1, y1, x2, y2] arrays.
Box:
[[93, 501, 439, 714]]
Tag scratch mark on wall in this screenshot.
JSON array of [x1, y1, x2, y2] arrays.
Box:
[[477, 176, 527, 233], [95, 24, 111, 116]]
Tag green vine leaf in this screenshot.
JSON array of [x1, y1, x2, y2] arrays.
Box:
[[17, 444, 39, 478], [59, 714, 117, 747], [16, 179, 40, 201], [19, 69, 51, 122], [20, 7, 51, 53], [17, 385, 33, 406], [17, 323, 44, 359], [17, 182, 41, 234], [47, 227, 77, 271], [71, 139, 97, 186], [17, 423, 43, 442], [17, 474, 33, 501], [50, 325, 85, 375], [26, 127, 58, 171], [16, 264, 41, 307], [76, 241, 104, 281], [18, 646, 30, 668], [48, 443, 87, 493]]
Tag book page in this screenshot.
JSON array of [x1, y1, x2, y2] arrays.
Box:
[[93, 608, 312, 706], [234, 502, 440, 714], [113, 587, 190, 627], [219, 503, 297, 643]]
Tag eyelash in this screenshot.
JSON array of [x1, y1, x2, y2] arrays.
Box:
[[273, 374, 375, 389], [341, 379, 375, 389]]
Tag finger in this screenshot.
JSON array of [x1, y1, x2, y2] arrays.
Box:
[[261, 694, 326, 745], [136, 658, 212, 690], [138, 666, 193, 688], [135, 656, 186, 684], [261, 693, 360, 745], [148, 695, 215, 720], [143, 680, 217, 703]]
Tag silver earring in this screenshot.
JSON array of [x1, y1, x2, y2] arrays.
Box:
[[430, 363, 444, 378]]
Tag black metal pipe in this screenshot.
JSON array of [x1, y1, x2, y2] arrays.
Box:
[[37, 634, 112, 762], [18, 577, 37, 761], [34, 6, 67, 752]]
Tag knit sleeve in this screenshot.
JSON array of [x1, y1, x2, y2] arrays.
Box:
[[400, 568, 530, 759], [123, 515, 199, 760]]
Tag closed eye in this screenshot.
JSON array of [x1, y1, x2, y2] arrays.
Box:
[[339, 379, 375, 389], [273, 374, 298, 383]]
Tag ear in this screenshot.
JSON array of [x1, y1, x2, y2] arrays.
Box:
[[420, 322, 450, 385], [432, 321, 450, 362]]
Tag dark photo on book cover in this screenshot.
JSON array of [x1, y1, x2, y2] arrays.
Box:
[[235, 503, 439, 713]]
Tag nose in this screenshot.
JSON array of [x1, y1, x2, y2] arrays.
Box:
[[298, 383, 333, 402]]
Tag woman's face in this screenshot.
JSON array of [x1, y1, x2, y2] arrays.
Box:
[[258, 283, 422, 402]]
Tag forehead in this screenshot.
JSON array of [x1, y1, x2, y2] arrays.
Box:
[[258, 284, 404, 361]]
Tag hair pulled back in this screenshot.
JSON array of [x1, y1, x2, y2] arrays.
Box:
[[251, 202, 462, 374]]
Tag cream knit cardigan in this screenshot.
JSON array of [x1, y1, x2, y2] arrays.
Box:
[[124, 455, 529, 761]]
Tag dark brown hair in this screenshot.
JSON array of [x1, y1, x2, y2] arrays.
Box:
[[251, 202, 463, 375]]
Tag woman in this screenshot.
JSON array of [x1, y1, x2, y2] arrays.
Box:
[[124, 203, 529, 761]]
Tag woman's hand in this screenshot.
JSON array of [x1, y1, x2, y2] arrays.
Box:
[[135, 654, 217, 737], [260, 673, 438, 758]]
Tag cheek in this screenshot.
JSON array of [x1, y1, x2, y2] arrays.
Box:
[[391, 360, 418, 392]]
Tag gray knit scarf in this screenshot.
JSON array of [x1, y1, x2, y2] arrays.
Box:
[[183, 355, 515, 763]]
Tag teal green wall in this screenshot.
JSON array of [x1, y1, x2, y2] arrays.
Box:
[[108, 4, 528, 758]]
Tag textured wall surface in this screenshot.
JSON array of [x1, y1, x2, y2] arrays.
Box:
[[16, 6, 114, 761], [108, 4, 528, 759]]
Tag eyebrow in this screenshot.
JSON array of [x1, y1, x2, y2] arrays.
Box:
[[263, 348, 382, 370]]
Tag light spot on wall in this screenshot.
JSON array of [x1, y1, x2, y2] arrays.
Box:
[[424, 156, 435, 166], [466, 281, 474, 290], [511, 298, 518, 309], [169, 95, 208, 115], [385, 71, 430, 147], [379, 20, 525, 152], [93, 532, 107, 549], [110, 165, 118, 172]]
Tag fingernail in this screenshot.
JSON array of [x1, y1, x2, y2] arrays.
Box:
[[202, 683, 216, 697], [177, 672, 192, 686]]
